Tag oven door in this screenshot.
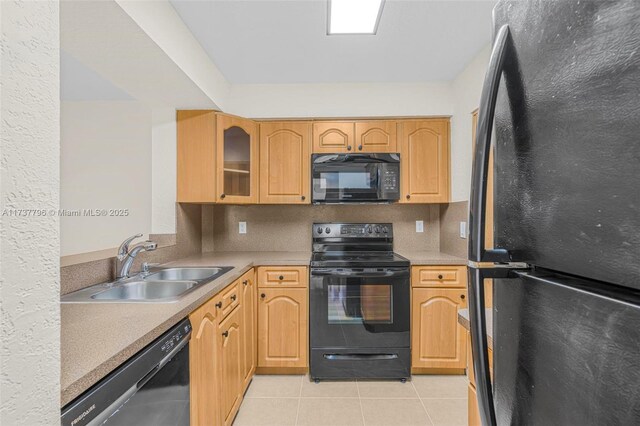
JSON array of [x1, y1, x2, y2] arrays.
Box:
[[310, 267, 410, 349]]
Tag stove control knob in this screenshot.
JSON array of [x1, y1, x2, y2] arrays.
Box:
[[382, 226, 388, 234], [374, 226, 380, 233], [317, 227, 323, 234], [367, 226, 372, 234], [325, 227, 331, 234]]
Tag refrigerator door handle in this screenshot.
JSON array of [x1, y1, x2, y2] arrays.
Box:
[[469, 24, 512, 264], [468, 265, 529, 426]]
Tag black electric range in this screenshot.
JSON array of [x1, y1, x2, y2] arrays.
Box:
[[309, 223, 411, 382]]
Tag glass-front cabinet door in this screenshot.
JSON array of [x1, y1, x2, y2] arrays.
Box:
[[216, 113, 259, 203]]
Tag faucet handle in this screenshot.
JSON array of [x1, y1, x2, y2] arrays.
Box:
[[142, 262, 160, 274], [117, 233, 143, 259]]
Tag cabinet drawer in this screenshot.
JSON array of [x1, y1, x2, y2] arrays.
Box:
[[257, 266, 308, 288], [220, 281, 240, 318], [411, 266, 467, 288]]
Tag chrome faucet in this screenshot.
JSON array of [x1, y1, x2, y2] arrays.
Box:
[[116, 234, 158, 279]]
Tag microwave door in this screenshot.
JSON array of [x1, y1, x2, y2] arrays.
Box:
[[313, 164, 380, 202]]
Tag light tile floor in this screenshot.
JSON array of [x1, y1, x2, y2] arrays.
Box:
[[233, 375, 467, 426]]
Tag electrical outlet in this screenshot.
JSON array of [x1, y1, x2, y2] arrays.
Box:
[[459, 221, 467, 239], [239, 221, 247, 234], [416, 220, 424, 233]]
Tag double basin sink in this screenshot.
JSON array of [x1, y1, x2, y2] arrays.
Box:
[[61, 267, 233, 303]]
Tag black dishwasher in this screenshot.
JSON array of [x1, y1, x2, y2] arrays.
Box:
[[61, 318, 191, 426]]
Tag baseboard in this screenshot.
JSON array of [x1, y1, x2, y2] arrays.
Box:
[[255, 367, 309, 375], [411, 367, 466, 375]]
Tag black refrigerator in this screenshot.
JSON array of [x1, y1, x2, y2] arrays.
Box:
[[468, 1, 640, 425]]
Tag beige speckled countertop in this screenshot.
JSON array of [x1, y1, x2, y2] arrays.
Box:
[[61, 249, 467, 406], [458, 308, 493, 349], [397, 250, 467, 265], [61, 251, 310, 406]]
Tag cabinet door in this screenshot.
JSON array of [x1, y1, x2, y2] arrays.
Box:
[[355, 121, 397, 153], [468, 383, 481, 426], [258, 288, 308, 368], [399, 119, 450, 203], [216, 113, 259, 204], [218, 306, 243, 426], [241, 270, 256, 391], [312, 122, 354, 153], [177, 110, 216, 202], [189, 297, 220, 426], [411, 287, 467, 369], [259, 122, 311, 204]]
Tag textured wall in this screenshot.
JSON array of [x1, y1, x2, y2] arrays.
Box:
[[202, 204, 440, 253], [440, 201, 469, 258], [1, 1, 61, 423]]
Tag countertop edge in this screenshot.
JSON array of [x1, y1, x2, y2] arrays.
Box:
[[457, 308, 494, 350]]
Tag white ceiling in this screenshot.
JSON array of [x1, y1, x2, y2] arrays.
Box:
[[170, 0, 497, 84]]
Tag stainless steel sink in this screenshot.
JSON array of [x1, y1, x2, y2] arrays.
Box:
[[61, 266, 234, 303], [144, 267, 224, 282], [91, 280, 199, 301]]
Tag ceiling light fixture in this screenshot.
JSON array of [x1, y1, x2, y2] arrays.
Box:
[[327, 0, 385, 35]]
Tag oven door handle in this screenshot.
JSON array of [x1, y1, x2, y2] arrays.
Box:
[[311, 268, 409, 278]]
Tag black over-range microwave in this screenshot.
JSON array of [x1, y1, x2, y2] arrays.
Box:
[[311, 153, 400, 203]]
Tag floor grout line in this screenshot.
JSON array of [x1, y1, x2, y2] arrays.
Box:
[[412, 380, 436, 426], [294, 375, 303, 426], [356, 380, 367, 426]]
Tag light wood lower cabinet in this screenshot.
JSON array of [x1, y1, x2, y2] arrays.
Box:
[[411, 287, 468, 370], [240, 269, 256, 391], [218, 305, 243, 426], [257, 287, 308, 369], [468, 383, 481, 426], [189, 297, 220, 426]]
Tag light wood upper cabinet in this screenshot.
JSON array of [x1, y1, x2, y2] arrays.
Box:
[[355, 121, 397, 153], [257, 288, 308, 368], [411, 287, 467, 370], [399, 119, 450, 203], [189, 297, 220, 426], [177, 110, 217, 202], [218, 304, 243, 426], [259, 122, 311, 204], [216, 113, 259, 204], [240, 269, 256, 391], [312, 122, 355, 153]]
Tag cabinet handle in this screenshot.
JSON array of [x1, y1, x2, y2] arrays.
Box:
[[406, 195, 411, 200], [461, 294, 466, 300], [215, 301, 222, 308], [438, 274, 443, 279], [347, 145, 352, 151], [278, 275, 284, 280], [231, 295, 237, 301], [222, 331, 229, 337], [358, 145, 363, 151], [243, 280, 248, 286], [301, 195, 306, 201], [261, 293, 266, 299], [220, 193, 226, 199]]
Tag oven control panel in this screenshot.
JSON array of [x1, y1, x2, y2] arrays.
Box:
[[313, 223, 393, 238]]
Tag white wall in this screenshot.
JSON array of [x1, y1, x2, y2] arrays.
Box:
[[226, 82, 454, 118], [61, 101, 152, 256], [152, 107, 177, 234], [1, 1, 60, 423], [449, 45, 491, 201]]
